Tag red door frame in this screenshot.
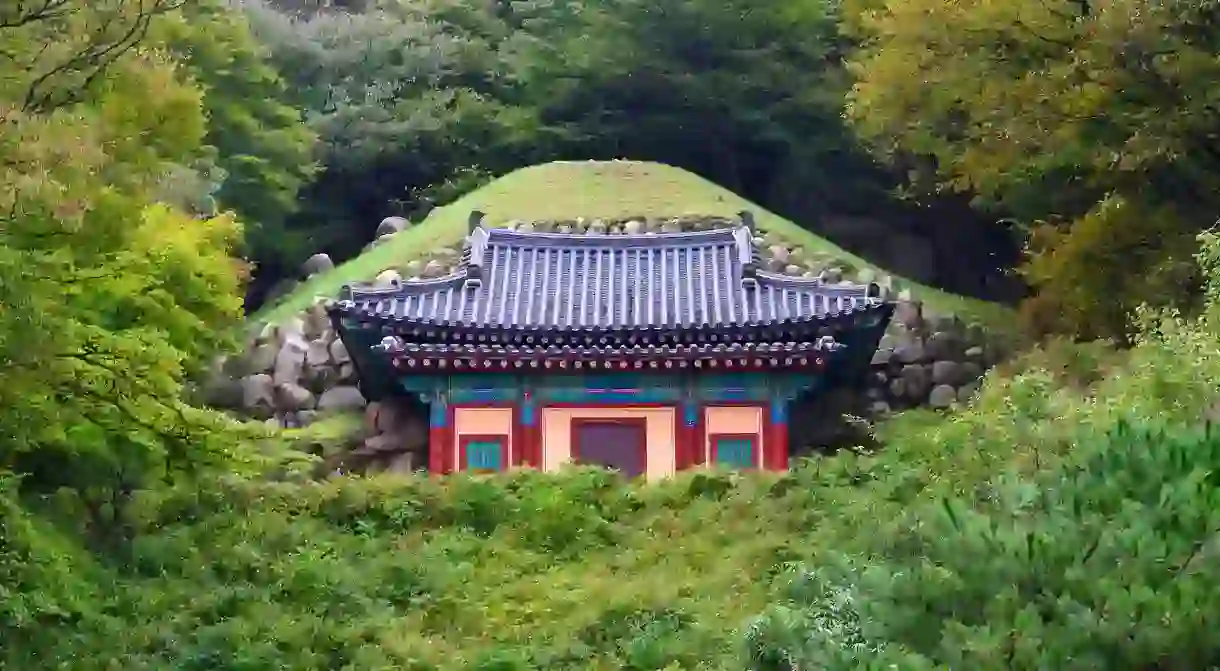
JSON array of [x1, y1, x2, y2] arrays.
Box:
[[447, 402, 520, 473], [698, 401, 774, 470]]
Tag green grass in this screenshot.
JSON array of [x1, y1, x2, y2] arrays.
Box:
[[255, 161, 1015, 334]]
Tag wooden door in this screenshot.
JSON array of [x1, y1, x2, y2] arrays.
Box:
[[571, 418, 648, 478]]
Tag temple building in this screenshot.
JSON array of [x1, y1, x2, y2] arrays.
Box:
[[328, 211, 893, 479]]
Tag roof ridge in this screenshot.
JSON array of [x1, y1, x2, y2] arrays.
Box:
[[481, 224, 743, 249]]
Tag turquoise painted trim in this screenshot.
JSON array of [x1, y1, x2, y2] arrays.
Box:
[[770, 398, 788, 424], [573, 374, 679, 389], [521, 398, 536, 425], [452, 387, 519, 404], [540, 387, 683, 404], [400, 378, 441, 395], [429, 397, 448, 427], [770, 374, 823, 403], [394, 370, 831, 410], [692, 372, 779, 389], [682, 400, 699, 427], [459, 373, 523, 389], [701, 387, 759, 402]]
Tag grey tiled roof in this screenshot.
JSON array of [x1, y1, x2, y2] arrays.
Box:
[[333, 223, 885, 332]]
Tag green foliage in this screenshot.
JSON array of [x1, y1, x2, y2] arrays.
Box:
[[750, 422, 1220, 669], [1018, 194, 1202, 340], [9, 4, 1220, 668], [234, 0, 917, 293], [509, 0, 876, 202], [846, 0, 1220, 338], [0, 1, 255, 524], [12, 237, 1220, 668], [241, 0, 546, 261], [0, 473, 100, 645], [741, 231, 1220, 669], [156, 0, 320, 266], [2, 468, 810, 669]]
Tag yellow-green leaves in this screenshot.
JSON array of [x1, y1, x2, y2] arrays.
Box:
[[0, 0, 183, 114], [846, 0, 1220, 337], [0, 1, 247, 495], [155, 1, 318, 254]]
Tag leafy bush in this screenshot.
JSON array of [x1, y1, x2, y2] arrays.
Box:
[[741, 231, 1220, 669], [3, 467, 816, 669], [747, 422, 1220, 669]]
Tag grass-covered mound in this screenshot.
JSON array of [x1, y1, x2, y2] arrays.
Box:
[[256, 161, 1011, 330]]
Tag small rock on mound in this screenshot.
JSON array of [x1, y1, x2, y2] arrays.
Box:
[[301, 253, 334, 277]]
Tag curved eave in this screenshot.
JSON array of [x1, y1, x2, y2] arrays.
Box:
[[339, 272, 470, 301], [378, 339, 842, 357], [327, 299, 892, 337]]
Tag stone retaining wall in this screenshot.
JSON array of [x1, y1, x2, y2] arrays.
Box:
[[210, 213, 1015, 472], [866, 302, 1006, 414]]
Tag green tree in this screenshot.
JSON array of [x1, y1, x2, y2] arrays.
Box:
[[156, 0, 320, 270], [241, 0, 542, 267], [507, 0, 884, 210], [237, 0, 891, 260], [235, 0, 1014, 303], [846, 0, 1220, 338], [748, 422, 1220, 669], [0, 1, 249, 519]]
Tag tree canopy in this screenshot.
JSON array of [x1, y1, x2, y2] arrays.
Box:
[[19, 0, 1207, 337], [235, 0, 942, 307], [847, 0, 1220, 338], [0, 0, 249, 512], [156, 0, 319, 265]]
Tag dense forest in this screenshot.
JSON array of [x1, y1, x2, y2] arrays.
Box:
[[10, 0, 1210, 338], [5, 0, 1220, 668], [175, 0, 1029, 311]]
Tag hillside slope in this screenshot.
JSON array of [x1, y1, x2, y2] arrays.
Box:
[[256, 161, 1013, 331]]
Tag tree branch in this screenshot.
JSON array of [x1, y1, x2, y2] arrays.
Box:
[[11, 0, 187, 114], [0, 0, 74, 29]]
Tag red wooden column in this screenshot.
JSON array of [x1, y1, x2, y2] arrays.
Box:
[[519, 393, 541, 468], [676, 400, 699, 470], [691, 402, 706, 466], [428, 395, 452, 474], [767, 397, 790, 471]]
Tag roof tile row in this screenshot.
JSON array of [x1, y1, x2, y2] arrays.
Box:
[[333, 215, 887, 334]]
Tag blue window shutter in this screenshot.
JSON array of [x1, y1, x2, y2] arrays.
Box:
[[466, 440, 503, 471], [715, 438, 753, 469]]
